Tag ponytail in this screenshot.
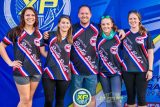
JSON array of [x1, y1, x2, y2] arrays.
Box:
[[139, 22, 147, 35]]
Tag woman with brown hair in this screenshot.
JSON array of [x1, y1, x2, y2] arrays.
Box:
[[0, 7, 45, 107], [97, 15, 126, 107], [122, 10, 154, 107], [42, 15, 73, 107]]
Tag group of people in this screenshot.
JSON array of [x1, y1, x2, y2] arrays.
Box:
[[0, 4, 154, 107]]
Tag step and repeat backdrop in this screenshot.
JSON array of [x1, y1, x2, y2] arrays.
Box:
[[0, 0, 160, 107]]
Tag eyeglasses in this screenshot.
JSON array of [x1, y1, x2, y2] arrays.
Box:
[[101, 15, 110, 19]]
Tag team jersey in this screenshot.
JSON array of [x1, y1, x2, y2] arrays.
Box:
[[70, 23, 99, 76], [122, 30, 154, 72], [2, 27, 43, 76], [97, 33, 127, 77], [43, 32, 71, 81]]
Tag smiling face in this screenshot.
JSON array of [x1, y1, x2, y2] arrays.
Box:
[[128, 13, 140, 29], [78, 6, 92, 26], [58, 18, 71, 33], [24, 9, 36, 27], [101, 18, 113, 35]]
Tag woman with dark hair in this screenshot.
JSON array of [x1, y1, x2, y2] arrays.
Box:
[[0, 7, 45, 107], [42, 15, 73, 107], [97, 16, 126, 107], [122, 10, 154, 107]]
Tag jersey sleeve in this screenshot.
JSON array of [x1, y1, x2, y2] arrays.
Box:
[[2, 29, 14, 45], [36, 30, 45, 47], [146, 33, 155, 49]]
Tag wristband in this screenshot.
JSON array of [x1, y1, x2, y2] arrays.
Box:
[[148, 69, 153, 72]]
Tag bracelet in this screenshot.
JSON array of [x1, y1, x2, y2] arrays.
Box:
[[148, 69, 153, 72]]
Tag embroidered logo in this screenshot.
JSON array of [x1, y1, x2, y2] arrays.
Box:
[[64, 44, 71, 52], [110, 46, 118, 54], [90, 36, 97, 46], [135, 36, 144, 44]]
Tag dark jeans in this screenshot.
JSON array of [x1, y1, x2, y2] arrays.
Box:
[[122, 72, 148, 106], [42, 78, 70, 107], [99, 75, 122, 107]]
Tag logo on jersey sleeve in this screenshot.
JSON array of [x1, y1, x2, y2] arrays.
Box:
[[64, 44, 71, 52], [135, 36, 144, 44], [90, 36, 97, 46], [110, 46, 118, 54]]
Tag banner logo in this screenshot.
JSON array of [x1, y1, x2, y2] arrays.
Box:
[[4, 0, 71, 31], [73, 88, 91, 107]]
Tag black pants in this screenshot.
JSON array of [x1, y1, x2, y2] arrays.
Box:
[[122, 72, 148, 106], [42, 78, 70, 107]]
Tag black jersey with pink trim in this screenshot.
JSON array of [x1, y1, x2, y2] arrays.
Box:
[[2, 27, 43, 76], [97, 33, 127, 77], [122, 30, 154, 72], [43, 32, 71, 81], [70, 23, 99, 76]]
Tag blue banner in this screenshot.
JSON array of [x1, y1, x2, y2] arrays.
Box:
[[0, 0, 160, 107]]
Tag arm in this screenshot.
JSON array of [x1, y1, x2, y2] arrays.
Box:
[[146, 49, 154, 81], [40, 46, 48, 57], [148, 49, 154, 71], [118, 29, 126, 40], [43, 31, 50, 40], [0, 42, 22, 68]]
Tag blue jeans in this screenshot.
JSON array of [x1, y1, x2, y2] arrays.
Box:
[[99, 74, 122, 107], [71, 74, 97, 96]]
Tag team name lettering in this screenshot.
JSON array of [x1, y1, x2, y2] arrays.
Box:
[[21, 41, 41, 66], [124, 39, 143, 63]]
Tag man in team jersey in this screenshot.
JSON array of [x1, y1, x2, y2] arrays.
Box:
[[70, 5, 98, 107]]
